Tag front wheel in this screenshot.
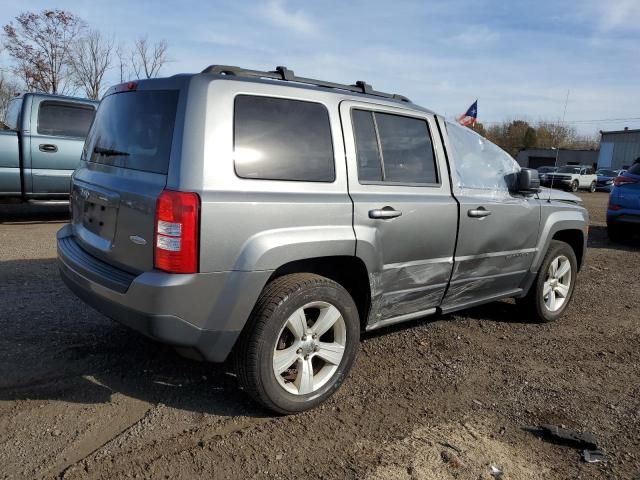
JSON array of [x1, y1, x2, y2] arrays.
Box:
[[234, 273, 360, 414], [518, 240, 577, 322], [570, 180, 579, 192], [589, 181, 596, 193]]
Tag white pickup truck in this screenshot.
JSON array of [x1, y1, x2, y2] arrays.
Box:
[[541, 165, 597, 192]]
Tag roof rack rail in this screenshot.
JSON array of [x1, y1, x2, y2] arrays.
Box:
[[200, 65, 411, 103]]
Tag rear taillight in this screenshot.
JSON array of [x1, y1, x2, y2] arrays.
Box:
[[613, 175, 639, 186], [608, 202, 622, 211], [154, 190, 200, 274]]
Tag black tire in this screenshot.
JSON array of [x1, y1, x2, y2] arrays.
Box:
[[518, 240, 577, 323], [569, 180, 579, 192], [589, 181, 596, 193], [234, 273, 360, 414], [607, 222, 625, 243]]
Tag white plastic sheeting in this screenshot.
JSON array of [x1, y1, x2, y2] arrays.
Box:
[[445, 121, 521, 196]]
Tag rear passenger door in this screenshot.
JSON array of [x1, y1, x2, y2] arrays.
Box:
[[340, 101, 458, 329], [28, 99, 95, 195]]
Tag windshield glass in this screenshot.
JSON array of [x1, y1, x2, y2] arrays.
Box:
[[557, 166, 581, 174], [596, 169, 617, 176], [84, 90, 178, 174]]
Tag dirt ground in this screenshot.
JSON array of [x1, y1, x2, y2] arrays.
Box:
[[0, 193, 638, 480]]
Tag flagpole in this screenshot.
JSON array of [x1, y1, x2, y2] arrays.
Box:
[[548, 90, 570, 202]]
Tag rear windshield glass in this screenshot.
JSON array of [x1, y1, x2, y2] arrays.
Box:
[[84, 90, 178, 174], [628, 163, 640, 175], [4, 98, 23, 130]]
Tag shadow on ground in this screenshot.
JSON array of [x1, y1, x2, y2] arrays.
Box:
[[0, 202, 70, 224], [588, 225, 640, 252], [0, 256, 539, 419], [0, 257, 267, 418]]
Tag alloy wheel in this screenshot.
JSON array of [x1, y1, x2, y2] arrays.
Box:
[[272, 301, 346, 395], [543, 255, 572, 312]]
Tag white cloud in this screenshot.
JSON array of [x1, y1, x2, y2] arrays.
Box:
[[446, 26, 500, 47], [587, 0, 640, 31], [259, 0, 318, 35]]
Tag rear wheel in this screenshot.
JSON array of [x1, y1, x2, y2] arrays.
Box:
[[589, 181, 596, 193], [235, 273, 360, 414], [518, 240, 577, 322]]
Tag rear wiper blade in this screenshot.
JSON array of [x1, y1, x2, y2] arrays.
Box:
[[93, 146, 130, 156]]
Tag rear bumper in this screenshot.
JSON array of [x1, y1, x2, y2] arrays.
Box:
[[607, 211, 640, 226], [57, 225, 271, 362]]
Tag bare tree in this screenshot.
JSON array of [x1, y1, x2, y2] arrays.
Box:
[[70, 30, 113, 99], [130, 36, 168, 79], [482, 119, 599, 156], [115, 43, 129, 83], [2, 10, 86, 94]]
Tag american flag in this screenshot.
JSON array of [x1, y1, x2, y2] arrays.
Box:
[[457, 100, 478, 127]]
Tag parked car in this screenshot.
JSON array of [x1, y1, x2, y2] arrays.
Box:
[[607, 161, 640, 241], [537, 166, 558, 183], [541, 165, 597, 192], [57, 66, 589, 414], [0, 92, 98, 203], [595, 168, 623, 192]]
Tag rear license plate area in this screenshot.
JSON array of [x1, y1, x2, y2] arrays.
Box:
[[82, 201, 117, 240]]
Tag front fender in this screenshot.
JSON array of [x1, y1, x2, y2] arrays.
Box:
[[531, 206, 589, 272]]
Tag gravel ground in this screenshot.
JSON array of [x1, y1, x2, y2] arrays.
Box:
[[0, 193, 638, 480]]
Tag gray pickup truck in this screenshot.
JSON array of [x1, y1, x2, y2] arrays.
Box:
[[1, 92, 98, 202]]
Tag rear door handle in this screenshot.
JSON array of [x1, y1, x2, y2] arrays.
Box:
[[468, 207, 492, 218], [369, 207, 402, 219], [39, 144, 58, 153]]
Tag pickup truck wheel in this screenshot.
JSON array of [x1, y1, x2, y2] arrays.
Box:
[[234, 273, 360, 414], [569, 180, 579, 192], [519, 240, 577, 323], [589, 181, 596, 193]]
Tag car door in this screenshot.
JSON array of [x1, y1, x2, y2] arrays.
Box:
[[439, 119, 541, 311], [28, 98, 96, 195], [340, 101, 458, 329]]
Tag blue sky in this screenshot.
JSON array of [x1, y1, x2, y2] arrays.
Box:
[[2, 0, 639, 135]]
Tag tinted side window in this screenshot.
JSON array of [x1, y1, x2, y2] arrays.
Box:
[[446, 121, 519, 191], [375, 113, 437, 184], [4, 98, 23, 130], [38, 102, 95, 137], [352, 109, 438, 184], [352, 110, 382, 181], [234, 95, 335, 182]]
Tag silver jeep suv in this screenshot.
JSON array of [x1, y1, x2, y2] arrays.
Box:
[[57, 65, 588, 413]]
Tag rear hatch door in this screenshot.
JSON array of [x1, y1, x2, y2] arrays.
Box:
[[71, 87, 181, 274]]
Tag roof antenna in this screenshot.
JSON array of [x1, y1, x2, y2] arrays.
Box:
[[548, 89, 570, 203]]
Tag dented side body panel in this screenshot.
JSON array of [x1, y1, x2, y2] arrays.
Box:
[[339, 101, 457, 329]]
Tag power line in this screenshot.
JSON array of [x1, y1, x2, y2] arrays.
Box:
[[479, 117, 640, 125]]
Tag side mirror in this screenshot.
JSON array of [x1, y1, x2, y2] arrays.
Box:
[[515, 168, 541, 193]]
